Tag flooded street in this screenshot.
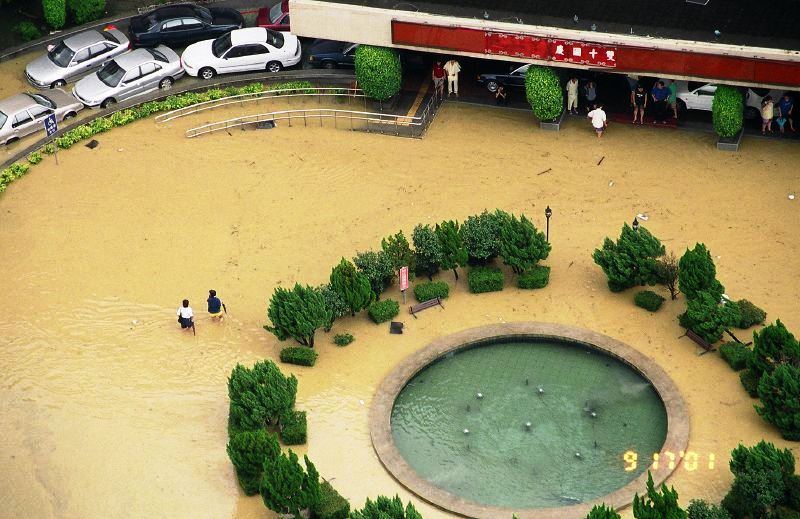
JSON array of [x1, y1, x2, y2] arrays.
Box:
[[0, 91, 799, 519]]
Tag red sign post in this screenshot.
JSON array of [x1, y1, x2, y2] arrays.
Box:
[[399, 266, 409, 303]]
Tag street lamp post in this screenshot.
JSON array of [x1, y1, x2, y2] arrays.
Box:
[[632, 217, 640, 231], [545, 206, 552, 242]]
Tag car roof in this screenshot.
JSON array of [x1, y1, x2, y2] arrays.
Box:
[[63, 29, 104, 50], [146, 3, 202, 20], [0, 93, 35, 113], [114, 48, 156, 70], [230, 27, 267, 45]]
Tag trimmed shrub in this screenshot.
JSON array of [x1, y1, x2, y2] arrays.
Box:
[[736, 299, 766, 328], [350, 495, 422, 519], [634, 290, 665, 312], [518, 265, 550, 289], [313, 480, 350, 519], [333, 333, 354, 346], [368, 299, 399, 324], [524, 65, 563, 122], [679, 243, 724, 301], [228, 360, 298, 432], [227, 429, 281, 495], [43, 0, 66, 29], [632, 471, 686, 518], [587, 504, 622, 519], [412, 224, 443, 280], [592, 223, 665, 292], [722, 441, 795, 519], [681, 290, 740, 344], [354, 45, 401, 101], [27, 151, 43, 165], [712, 86, 744, 138], [330, 258, 375, 316], [687, 499, 731, 519], [279, 347, 318, 367], [68, 0, 105, 24], [460, 210, 502, 264], [719, 342, 751, 371], [279, 410, 307, 445], [354, 250, 394, 298], [413, 280, 449, 302], [436, 220, 467, 280], [14, 21, 42, 42], [757, 363, 800, 440], [497, 212, 550, 274], [265, 283, 331, 347], [739, 369, 760, 398], [468, 266, 504, 294]]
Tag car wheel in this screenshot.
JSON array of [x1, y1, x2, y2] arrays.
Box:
[[322, 61, 336, 70], [5, 137, 19, 145], [199, 67, 215, 80], [267, 61, 282, 73], [64, 111, 77, 120], [159, 77, 173, 90], [100, 98, 117, 109], [676, 99, 686, 115], [744, 106, 760, 120], [486, 80, 499, 93], [51, 79, 66, 89]]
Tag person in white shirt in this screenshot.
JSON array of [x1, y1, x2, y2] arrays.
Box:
[[587, 104, 608, 138], [177, 299, 195, 334], [566, 77, 579, 115], [443, 59, 461, 96]]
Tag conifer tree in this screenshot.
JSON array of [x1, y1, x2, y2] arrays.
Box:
[[592, 223, 665, 292], [632, 471, 687, 519], [678, 243, 724, 301], [227, 360, 297, 431], [435, 220, 467, 280], [757, 363, 800, 440], [680, 290, 740, 344], [330, 258, 375, 316], [226, 429, 281, 495], [497, 212, 551, 275], [381, 230, 415, 274], [412, 224, 443, 280], [261, 450, 308, 517], [265, 283, 331, 347], [587, 504, 622, 519], [748, 320, 800, 381]]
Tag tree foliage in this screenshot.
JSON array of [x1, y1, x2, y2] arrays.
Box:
[[587, 504, 622, 519], [592, 223, 665, 292], [330, 258, 374, 316], [42, 0, 66, 28], [412, 224, 443, 280], [354, 250, 395, 298], [497, 212, 550, 275], [748, 320, 800, 380], [226, 429, 281, 495], [525, 65, 563, 122], [265, 283, 331, 347], [686, 499, 731, 519], [712, 85, 744, 138], [354, 45, 401, 101], [316, 284, 348, 332], [435, 220, 468, 280], [228, 360, 298, 432], [381, 230, 415, 275], [722, 441, 795, 519], [681, 290, 740, 343], [67, 0, 105, 24], [632, 471, 687, 519], [260, 451, 320, 518], [678, 243, 724, 301], [757, 363, 800, 440], [350, 495, 423, 519], [459, 210, 502, 264]]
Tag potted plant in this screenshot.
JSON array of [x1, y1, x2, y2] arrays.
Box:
[[713, 85, 744, 151], [525, 65, 564, 130]]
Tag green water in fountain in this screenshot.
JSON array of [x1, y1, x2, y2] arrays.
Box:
[[391, 339, 668, 509]]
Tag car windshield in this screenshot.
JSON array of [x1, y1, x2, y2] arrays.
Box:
[[269, 2, 283, 23], [27, 93, 55, 109], [97, 60, 126, 87], [147, 48, 169, 62], [266, 29, 284, 48], [196, 7, 212, 22], [0, 111, 7, 129], [48, 41, 75, 68], [212, 33, 232, 58]]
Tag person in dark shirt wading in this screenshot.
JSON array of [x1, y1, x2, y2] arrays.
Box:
[[207, 289, 227, 321]]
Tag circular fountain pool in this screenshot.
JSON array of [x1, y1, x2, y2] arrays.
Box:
[[370, 323, 689, 519]]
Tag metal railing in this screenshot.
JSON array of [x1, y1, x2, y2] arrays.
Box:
[[155, 87, 366, 123], [186, 108, 424, 138]]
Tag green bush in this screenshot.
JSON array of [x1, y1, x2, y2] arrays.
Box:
[[317, 284, 348, 332], [350, 495, 422, 519], [525, 65, 563, 122], [313, 480, 350, 519], [719, 342, 751, 371], [712, 86, 744, 138], [756, 363, 800, 441], [786, 474, 800, 510], [368, 299, 399, 323], [354, 250, 395, 297], [14, 21, 42, 41], [330, 258, 375, 316], [413, 281, 449, 302], [632, 471, 687, 518], [468, 266, 504, 294], [412, 224, 443, 280], [774, 507, 800, 519], [497, 212, 550, 274], [279, 347, 318, 367], [228, 360, 297, 432], [333, 333, 354, 346], [739, 368, 760, 398], [279, 410, 307, 445], [227, 429, 281, 495], [679, 243, 724, 301], [748, 320, 800, 381], [460, 210, 502, 264], [518, 265, 550, 289], [67, 0, 105, 24], [436, 220, 467, 280], [27, 151, 43, 165], [265, 283, 331, 347], [0, 163, 30, 193], [261, 451, 320, 517], [634, 290, 665, 312], [722, 441, 795, 519], [687, 499, 731, 519], [736, 299, 766, 328], [681, 290, 740, 344], [381, 230, 415, 274], [592, 223, 665, 292], [354, 45, 401, 101], [42, 0, 66, 28], [587, 504, 621, 519]]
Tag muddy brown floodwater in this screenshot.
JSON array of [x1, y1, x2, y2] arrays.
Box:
[[0, 93, 799, 519]]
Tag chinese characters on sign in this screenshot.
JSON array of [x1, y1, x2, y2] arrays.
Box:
[[549, 39, 617, 67], [484, 31, 618, 68]]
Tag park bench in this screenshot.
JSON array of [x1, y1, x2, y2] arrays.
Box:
[[682, 328, 716, 354], [409, 297, 444, 318]]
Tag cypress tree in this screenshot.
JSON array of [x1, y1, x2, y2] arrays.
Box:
[[592, 223, 665, 292], [381, 230, 415, 274], [587, 504, 622, 519], [631, 471, 687, 519], [680, 290, 740, 344], [261, 450, 307, 517], [330, 258, 374, 316], [497, 212, 551, 275], [435, 220, 468, 280], [226, 429, 281, 495], [353, 250, 395, 297], [678, 243, 724, 301], [227, 360, 297, 431], [748, 320, 800, 381], [757, 364, 800, 440], [265, 283, 331, 347]]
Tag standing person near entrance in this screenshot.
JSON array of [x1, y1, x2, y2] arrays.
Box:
[[566, 77, 579, 115], [207, 289, 226, 321], [587, 103, 608, 138], [631, 84, 647, 124], [443, 59, 461, 96], [431, 61, 445, 98], [761, 96, 774, 134], [667, 79, 678, 119], [778, 93, 795, 133], [651, 81, 670, 124], [583, 80, 597, 113], [177, 299, 195, 334]]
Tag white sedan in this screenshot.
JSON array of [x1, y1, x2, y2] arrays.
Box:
[[182, 27, 301, 79]]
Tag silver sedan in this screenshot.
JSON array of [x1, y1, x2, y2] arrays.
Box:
[[73, 46, 184, 109], [0, 90, 83, 145], [25, 27, 130, 89]]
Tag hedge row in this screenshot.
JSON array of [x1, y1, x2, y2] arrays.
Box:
[[413, 280, 449, 302], [468, 267, 504, 293], [280, 346, 319, 366], [634, 290, 665, 312], [368, 299, 399, 323], [719, 342, 751, 371], [518, 265, 550, 289]]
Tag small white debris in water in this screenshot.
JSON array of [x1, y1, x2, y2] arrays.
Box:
[[463, 429, 469, 435], [575, 452, 582, 458], [717, 256, 721, 259], [477, 392, 484, 399], [359, 400, 364, 406], [636, 213, 649, 221], [131, 319, 139, 325], [790, 194, 796, 200], [608, 181, 614, 187], [117, 148, 124, 152], [591, 412, 597, 418]]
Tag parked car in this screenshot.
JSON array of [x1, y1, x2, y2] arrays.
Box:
[[477, 64, 530, 93], [660, 79, 784, 119], [0, 91, 83, 145], [128, 3, 243, 48], [25, 27, 130, 89], [256, 1, 290, 32], [306, 39, 357, 69], [182, 27, 301, 79], [73, 46, 183, 108]]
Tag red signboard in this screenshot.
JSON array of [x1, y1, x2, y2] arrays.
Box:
[[485, 31, 548, 60], [550, 39, 617, 68], [399, 267, 409, 291]]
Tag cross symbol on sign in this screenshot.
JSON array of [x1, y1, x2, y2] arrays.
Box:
[[589, 48, 598, 59]]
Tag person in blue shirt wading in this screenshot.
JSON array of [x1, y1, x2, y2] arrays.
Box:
[[207, 289, 227, 321], [651, 81, 670, 124]]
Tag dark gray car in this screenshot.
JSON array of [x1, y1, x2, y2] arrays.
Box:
[[25, 28, 130, 89]]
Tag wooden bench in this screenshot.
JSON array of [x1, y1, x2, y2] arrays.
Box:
[[683, 328, 716, 354], [409, 297, 444, 318]]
